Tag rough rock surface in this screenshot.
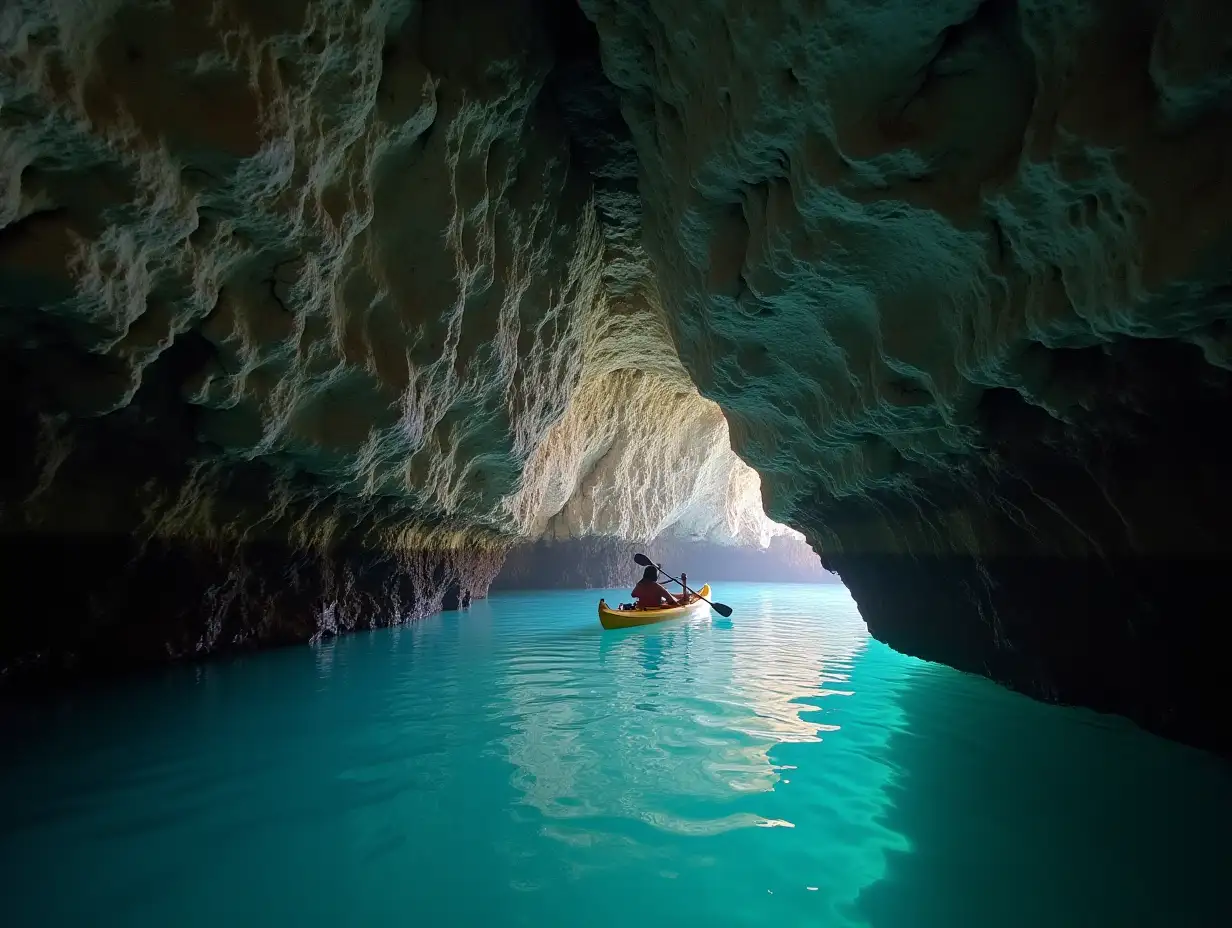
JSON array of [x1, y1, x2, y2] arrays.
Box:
[[0, 0, 782, 678], [2, 0, 606, 535], [4, 0, 1232, 752], [582, 0, 1232, 751]]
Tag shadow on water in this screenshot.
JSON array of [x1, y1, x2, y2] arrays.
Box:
[[852, 665, 1232, 928]]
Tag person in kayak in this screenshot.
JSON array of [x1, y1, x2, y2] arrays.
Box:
[[632, 565, 680, 608]]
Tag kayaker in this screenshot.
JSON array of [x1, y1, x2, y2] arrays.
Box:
[[632, 565, 680, 608]]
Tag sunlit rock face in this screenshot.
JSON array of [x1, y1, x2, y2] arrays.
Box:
[[6, 0, 1232, 753], [509, 341, 792, 548], [0, 0, 775, 678], [582, 0, 1232, 751]]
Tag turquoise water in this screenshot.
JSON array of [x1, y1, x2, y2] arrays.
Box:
[[2, 583, 1230, 927]]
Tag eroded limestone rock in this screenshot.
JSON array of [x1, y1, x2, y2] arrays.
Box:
[[0, 0, 785, 677], [6, 0, 1232, 752], [2, 0, 611, 529], [581, 0, 1232, 750]]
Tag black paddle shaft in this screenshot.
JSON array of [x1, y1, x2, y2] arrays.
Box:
[[633, 554, 734, 617]]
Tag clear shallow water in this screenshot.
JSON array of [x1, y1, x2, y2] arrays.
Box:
[[2, 583, 1230, 927]]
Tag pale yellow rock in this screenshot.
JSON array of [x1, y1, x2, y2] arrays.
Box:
[[1, 0, 786, 549]]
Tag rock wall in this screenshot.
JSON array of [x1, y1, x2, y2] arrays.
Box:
[[0, 345, 506, 681], [510, 365, 795, 546], [581, 0, 1232, 752], [5, 0, 1232, 752], [2, 0, 608, 534], [0, 533, 504, 685], [0, 0, 784, 678], [2, 0, 596, 675]]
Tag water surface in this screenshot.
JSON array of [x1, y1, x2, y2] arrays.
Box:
[[2, 583, 1229, 926]]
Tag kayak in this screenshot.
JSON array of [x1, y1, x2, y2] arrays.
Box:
[[597, 585, 712, 630]]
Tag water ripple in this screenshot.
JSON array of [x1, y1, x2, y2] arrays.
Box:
[[497, 585, 875, 839], [4, 582, 1230, 928]]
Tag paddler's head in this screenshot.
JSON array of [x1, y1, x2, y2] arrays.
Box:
[[642, 565, 657, 582]]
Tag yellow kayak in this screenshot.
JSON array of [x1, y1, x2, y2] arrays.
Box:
[[597, 585, 712, 630]]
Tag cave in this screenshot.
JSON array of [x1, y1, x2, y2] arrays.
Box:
[[4, 0, 1232, 922], [2, 0, 1232, 770]]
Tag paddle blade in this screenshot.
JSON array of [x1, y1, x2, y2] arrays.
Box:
[[712, 602, 733, 617], [633, 553, 653, 567]]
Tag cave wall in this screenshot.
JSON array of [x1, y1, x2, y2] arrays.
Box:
[[0, 533, 504, 685], [580, 0, 1232, 751], [2, 0, 605, 534], [5, 0, 1232, 753], [0, 0, 788, 679], [0, 337, 506, 681], [1, 0, 595, 676], [823, 341, 1232, 753], [510, 366, 796, 546]]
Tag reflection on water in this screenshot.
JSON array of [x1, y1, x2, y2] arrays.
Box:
[[494, 584, 915, 921], [2, 583, 1230, 928], [501, 586, 874, 826]]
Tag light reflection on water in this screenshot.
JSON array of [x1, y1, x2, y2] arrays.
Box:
[[500, 585, 876, 831], [2, 583, 1230, 928]]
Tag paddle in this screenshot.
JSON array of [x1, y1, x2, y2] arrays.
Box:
[[634, 553, 734, 617]]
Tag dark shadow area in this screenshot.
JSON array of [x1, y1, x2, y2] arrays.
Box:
[[854, 666, 1232, 928], [825, 338, 1232, 755]]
